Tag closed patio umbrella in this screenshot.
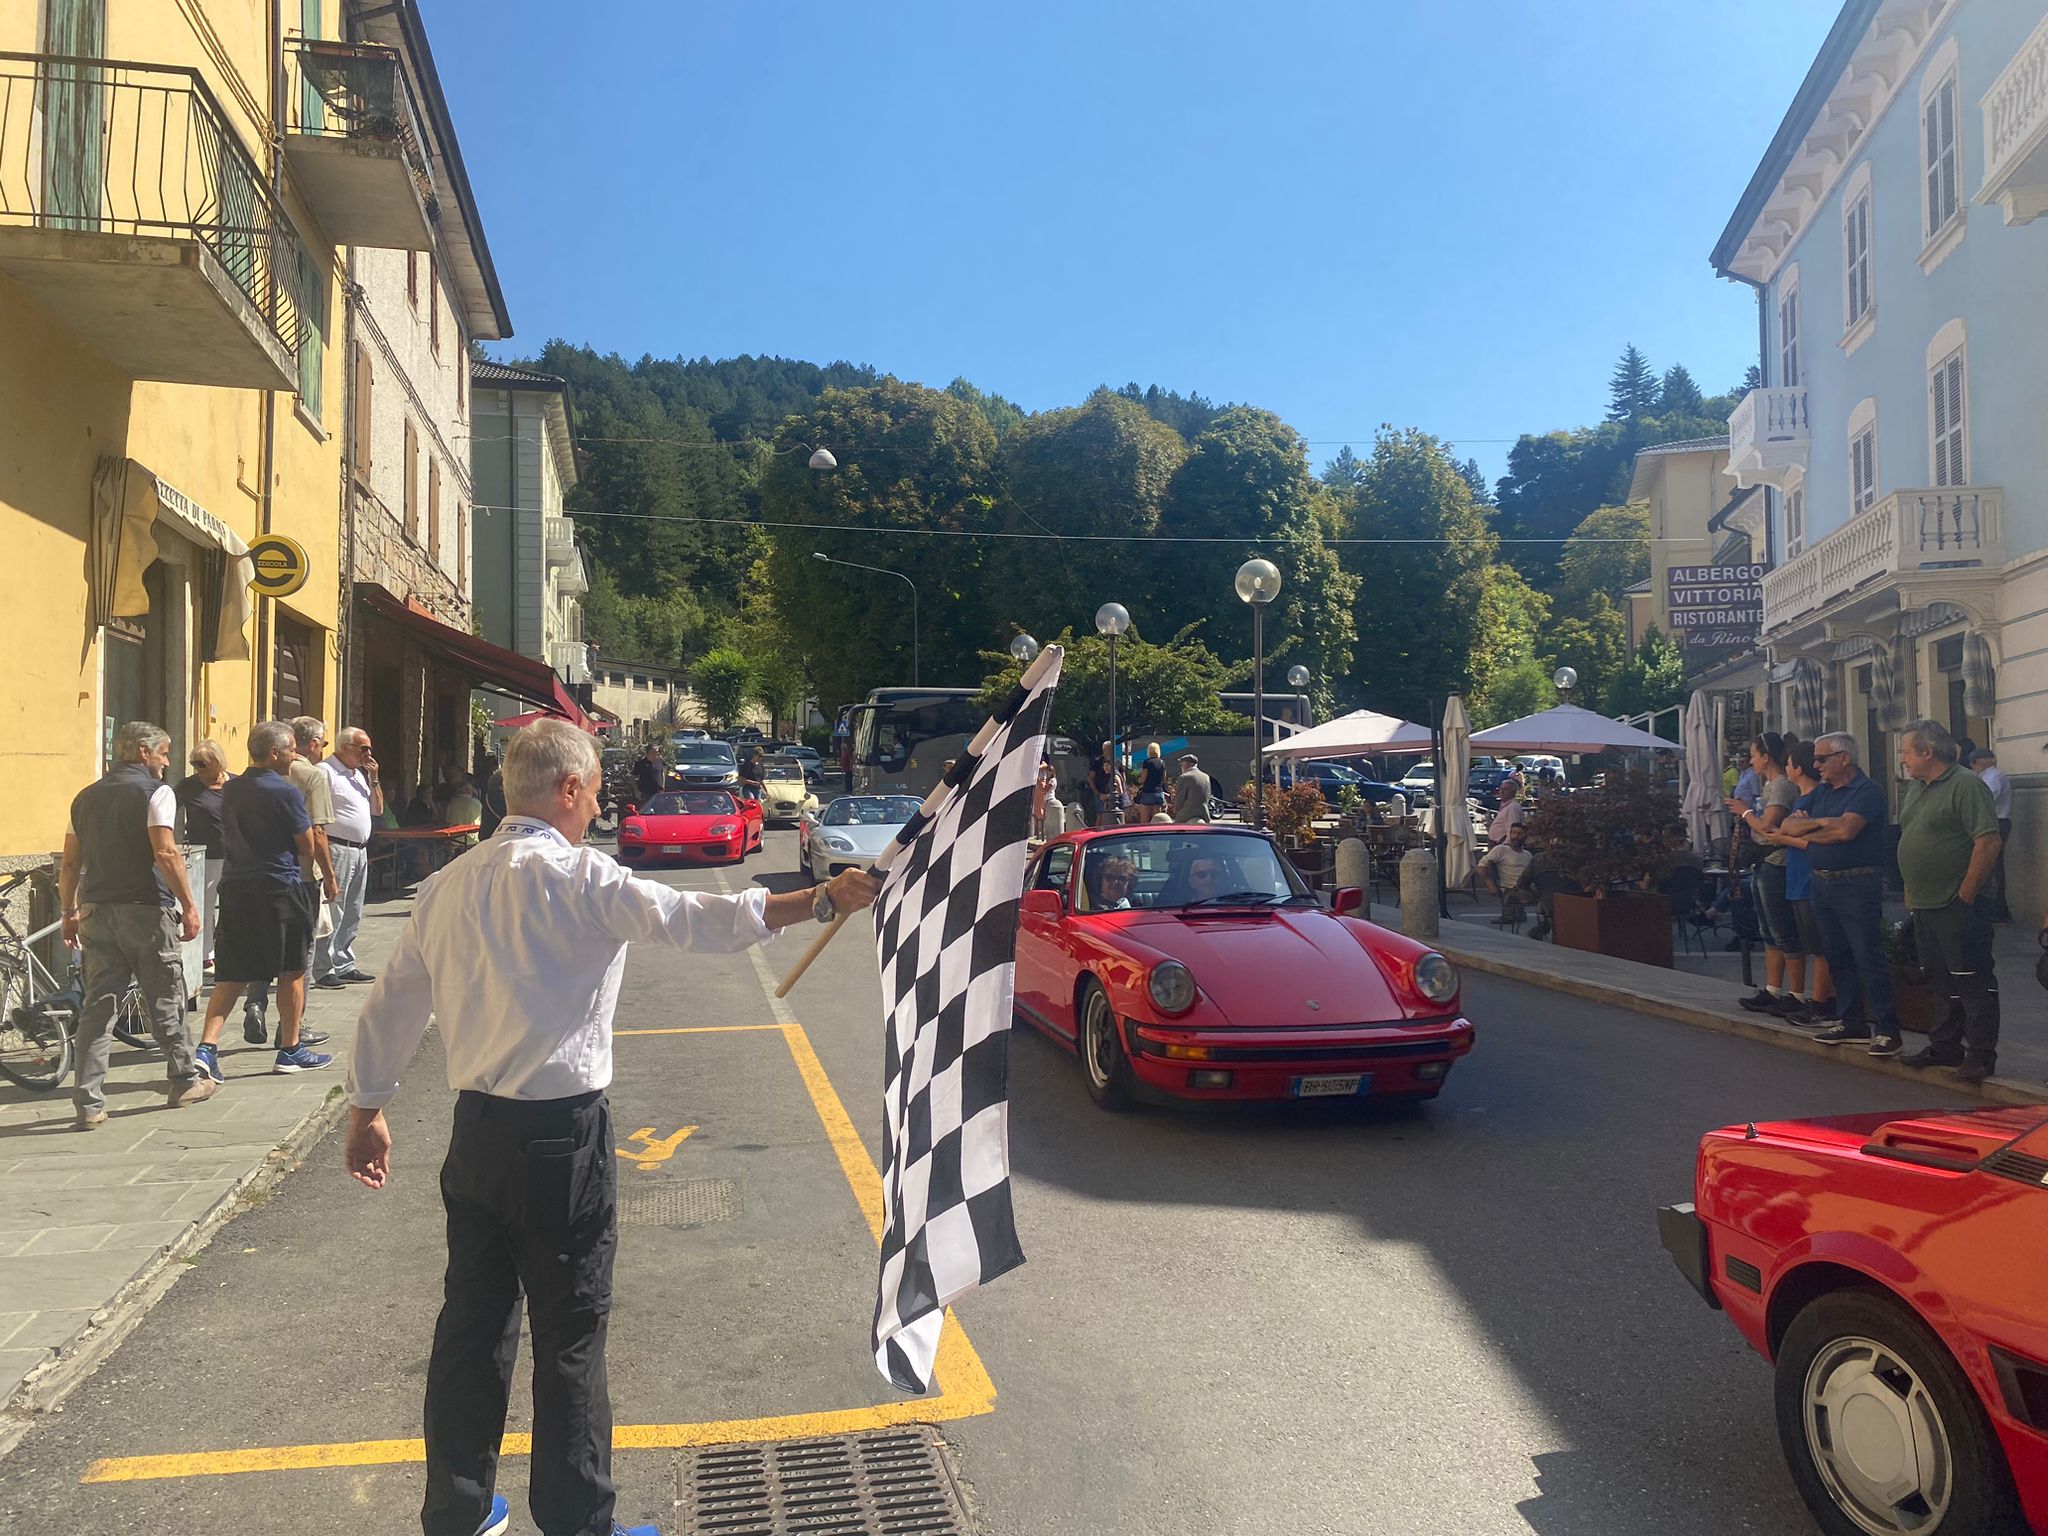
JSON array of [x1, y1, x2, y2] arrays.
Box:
[[1681, 690, 1721, 855], [1440, 696, 1474, 887]]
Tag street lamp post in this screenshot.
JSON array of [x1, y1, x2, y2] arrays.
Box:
[[1235, 559, 1282, 829], [1286, 663, 1312, 774], [1553, 665, 1578, 705], [1009, 633, 1040, 664], [1095, 603, 1131, 776], [813, 551, 919, 685]]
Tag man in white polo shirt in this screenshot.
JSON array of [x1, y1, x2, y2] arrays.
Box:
[[314, 725, 383, 988]]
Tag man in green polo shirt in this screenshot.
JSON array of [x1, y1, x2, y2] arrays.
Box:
[[1896, 717, 2002, 1082]]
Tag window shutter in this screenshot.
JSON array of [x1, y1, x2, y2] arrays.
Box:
[[428, 254, 440, 356], [407, 250, 418, 307], [428, 457, 441, 559], [457, 502, 467, 588], [404, 420, 418, 538], [352, 343, 373, 481], [1932, 352, 1965, 487]]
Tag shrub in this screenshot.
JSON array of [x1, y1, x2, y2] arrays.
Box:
[[1523, 766, 1682, 892]]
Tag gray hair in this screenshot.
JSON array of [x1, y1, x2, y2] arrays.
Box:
[[189, 738, 225, 773], [335, 726, 370, 749], [290, 716, 328, 749], [1904, 718, 1959, 765], [504, 719, 599, 811], [1816, 731, 1859, 765], [113, 721, 169, 763], [249, 721, 296, 761]]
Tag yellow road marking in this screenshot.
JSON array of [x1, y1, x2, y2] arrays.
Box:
[[615, 1125, 696, 1169], [82, 949, 997, 1485]]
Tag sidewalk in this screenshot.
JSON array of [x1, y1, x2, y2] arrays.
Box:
[[1430, 903, 2048, 1106], [0, 890, 414, 1441]]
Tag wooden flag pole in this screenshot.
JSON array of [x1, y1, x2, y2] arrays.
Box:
[[775, 645, 1061, 999]]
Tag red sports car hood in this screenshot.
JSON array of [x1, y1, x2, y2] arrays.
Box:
[[623, 813, 738, 837], [1103, 908, 1415, 1025]]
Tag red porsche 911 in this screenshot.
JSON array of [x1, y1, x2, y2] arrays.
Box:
[[617, 789, 762, 868], [1660, 1104, 2048, 1536], [1014, 826, 1475, 1108]]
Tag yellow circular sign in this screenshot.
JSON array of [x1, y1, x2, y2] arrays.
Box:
[[247, 535, 309, 599]]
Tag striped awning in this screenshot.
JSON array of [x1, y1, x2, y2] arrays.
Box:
[[1964, 633, 1996, 718]]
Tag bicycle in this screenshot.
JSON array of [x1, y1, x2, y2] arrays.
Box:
[[0, 869, 78, 1092]]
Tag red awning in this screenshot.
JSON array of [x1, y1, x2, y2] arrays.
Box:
[[359, 586, 592, 731]]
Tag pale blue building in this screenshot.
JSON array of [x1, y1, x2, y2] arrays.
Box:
[[1712, 0, 2048, 908]]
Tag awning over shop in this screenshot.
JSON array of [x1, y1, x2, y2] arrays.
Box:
[[90, 456, 255, 661], [359, 585, 591, 731]]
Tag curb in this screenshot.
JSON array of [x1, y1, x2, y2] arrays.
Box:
[[0, 1084, 352, 1460], [1435, 937, 2048, 1109]]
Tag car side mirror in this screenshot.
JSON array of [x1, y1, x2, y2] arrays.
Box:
[[1020, 888, 1064, 919], [623, 803, 638, 818], [1332, 886, 1365, 917]]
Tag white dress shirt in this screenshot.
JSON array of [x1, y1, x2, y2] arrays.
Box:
[[323, 759, 374, 843], [346, 816, 775, 1110], [1977, 765, 2012, 819]]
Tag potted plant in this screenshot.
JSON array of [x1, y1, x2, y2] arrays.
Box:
[[1524, 767, 1683, 968], [1882, 918, 1941, 1034]]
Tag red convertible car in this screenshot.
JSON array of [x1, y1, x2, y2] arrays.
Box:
[[1660, 1104, 2048, 1536], [617, 789, 762, 868], [1014, 826, 1474, 1108]]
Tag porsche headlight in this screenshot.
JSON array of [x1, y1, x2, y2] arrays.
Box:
[[1413, 952, 1459, 1005], [1148, 961, 1197, 1015], [825, 835, 855, 853]]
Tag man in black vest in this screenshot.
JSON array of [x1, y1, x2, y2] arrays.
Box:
[[59, 721, 214, 1129]]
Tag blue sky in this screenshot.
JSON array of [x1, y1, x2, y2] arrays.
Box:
[[434, 0, 1838, 483]]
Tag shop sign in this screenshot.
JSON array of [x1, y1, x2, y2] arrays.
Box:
[[1666, 563, 1764, 653], [248, 535, 310, 599]]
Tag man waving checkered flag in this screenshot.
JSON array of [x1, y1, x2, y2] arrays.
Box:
[[870, 651, 1060, 1392]]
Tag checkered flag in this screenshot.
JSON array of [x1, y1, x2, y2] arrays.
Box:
[[870, 650, 1060, 1392]]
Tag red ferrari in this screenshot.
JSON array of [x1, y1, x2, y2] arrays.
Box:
[[1660, 1104, 2048, 1536], [1014, 826, 1474, 1108], [617, 789, 762, 868]]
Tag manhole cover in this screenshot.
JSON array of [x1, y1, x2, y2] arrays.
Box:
[[677, 1426, 970, 1535], [617, 1178, 743, 1227]]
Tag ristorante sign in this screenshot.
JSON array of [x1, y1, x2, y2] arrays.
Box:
[[1666, 563, 1764, 653]]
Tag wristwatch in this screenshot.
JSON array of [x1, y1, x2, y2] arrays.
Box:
[[814, 887, 837, 924]]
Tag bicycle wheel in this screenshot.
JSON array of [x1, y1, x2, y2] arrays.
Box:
[[0, 984, 73, 1093]]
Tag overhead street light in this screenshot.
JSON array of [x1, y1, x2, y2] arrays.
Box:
[[807, 448, 837, 471], [1236, 559, 1281, 829], [814, 550, 919, 685]]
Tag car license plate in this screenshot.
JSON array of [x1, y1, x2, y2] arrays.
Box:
[[662, 844, 684, 854], [1292, 1074, 1369, 1098]]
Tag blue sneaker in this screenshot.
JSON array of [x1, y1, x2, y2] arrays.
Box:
[[273, 1045, 333, 1074], [610, 1523, 660, 1535], [473, 1496, 509, 1536], [194, 1043, 224, 1083]]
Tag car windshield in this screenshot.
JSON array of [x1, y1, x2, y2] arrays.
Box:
[[675, 744, 736, 765], [1073, 832, 1308, 912], [762, 761, 804, 782], [1307, 761, 1362, 783], [1403, 763, 1437, 780], [640, 792, 736, 817], [821, 795, 921, 827]]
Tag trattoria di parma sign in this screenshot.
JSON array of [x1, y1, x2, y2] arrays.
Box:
[[1666, 563, 1764, 652]]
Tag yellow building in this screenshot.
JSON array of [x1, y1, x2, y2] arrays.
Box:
[[0, 1, 442, 889]]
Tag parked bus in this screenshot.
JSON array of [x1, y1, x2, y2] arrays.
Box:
[[847, 688, 985, 796]]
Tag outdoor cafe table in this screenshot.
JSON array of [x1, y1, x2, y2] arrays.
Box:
[[369, 823, 481, 892]]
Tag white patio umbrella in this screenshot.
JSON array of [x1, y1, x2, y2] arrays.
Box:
[[1680, 690, 1723, 855], [1440, 696, 1474, 887], [1260, 708, 1433, 760], [1468, 703, 1678, 754]]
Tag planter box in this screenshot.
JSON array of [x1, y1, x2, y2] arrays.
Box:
[[1553, 891, 1673, 969], [1889, 966, 1941, 1035]]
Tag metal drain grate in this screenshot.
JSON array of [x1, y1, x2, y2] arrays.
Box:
[[617, 1178, 743, 1227], [677, 1426, 970, 1535]]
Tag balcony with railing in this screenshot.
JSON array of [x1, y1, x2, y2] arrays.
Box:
[[283, 38, 435, 250], [0, 53, 304, 388], [1980, 11, 2048, 225], [549, 640, 590, 684], [556, 548, 589, 597], [1762, 487, 2004, 634], [544, 515, 577, 567], [1726, 386, 1810, 490]]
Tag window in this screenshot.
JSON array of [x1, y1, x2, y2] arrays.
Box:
[[1843, 181, 1872, 331], [1777, 283, 1801, 387], [1923, 69, 1960, 240], [427, 457, 441, 561], [428, 253, 440, 357], [1786, 486, 1805, 556], [1851, 429, 1877, 514], [1929, 346, 1967, 486], [403, 419, 418, 539], [407, 250, 418, 309], [351, 343, 373, 482], [296, 240, 325, 421]]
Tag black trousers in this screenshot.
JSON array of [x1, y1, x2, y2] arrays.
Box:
[[422, 1090, 618, 1536], [1914, 898, 2001, 1070]]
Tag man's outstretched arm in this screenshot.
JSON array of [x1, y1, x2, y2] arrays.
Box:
[[343, 910, 435, 1189]]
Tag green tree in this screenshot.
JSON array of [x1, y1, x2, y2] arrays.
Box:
[[693, 647, 755, 728], [1321, 445, 1366, 490], [1658, 364, 1704, 417], [757, 380, 1002, 711], [1541, 595, 1632, 713], [1607, 344, 1658, 427], [975, 626, 1245, 746], [946, 377, 1028, 441], [1467, 562, 1550, 725], [580, 561, 709, 668], [1609, 624, 1688, 719], [1555, 503, 1652, 618], [1491, 423, 1633, 591], [1471, 655, 1555, 727]]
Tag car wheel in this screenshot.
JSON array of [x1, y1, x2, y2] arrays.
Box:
[[1774, 1287, 2021, 1536], [1078, 979, 1135, 1111]]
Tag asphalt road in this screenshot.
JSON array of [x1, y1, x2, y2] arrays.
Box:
[[0, 826, 1980, 1535]]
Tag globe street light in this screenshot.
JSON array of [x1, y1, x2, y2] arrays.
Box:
[[1095, 603, 1131, 781], [1286, 663, 1312, 746], [814, 551, 919, 685], [1553, 665, 1578, 703], [1009, 633, 1040, 663], [1235, 559, 1282, 829]]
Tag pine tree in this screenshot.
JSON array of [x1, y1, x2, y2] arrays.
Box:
[[1607, 345, 1658, 426], [1657, 364, 1703, 417], [1740, 363, 1762, 393], [1321, 444, 1365, 489]]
